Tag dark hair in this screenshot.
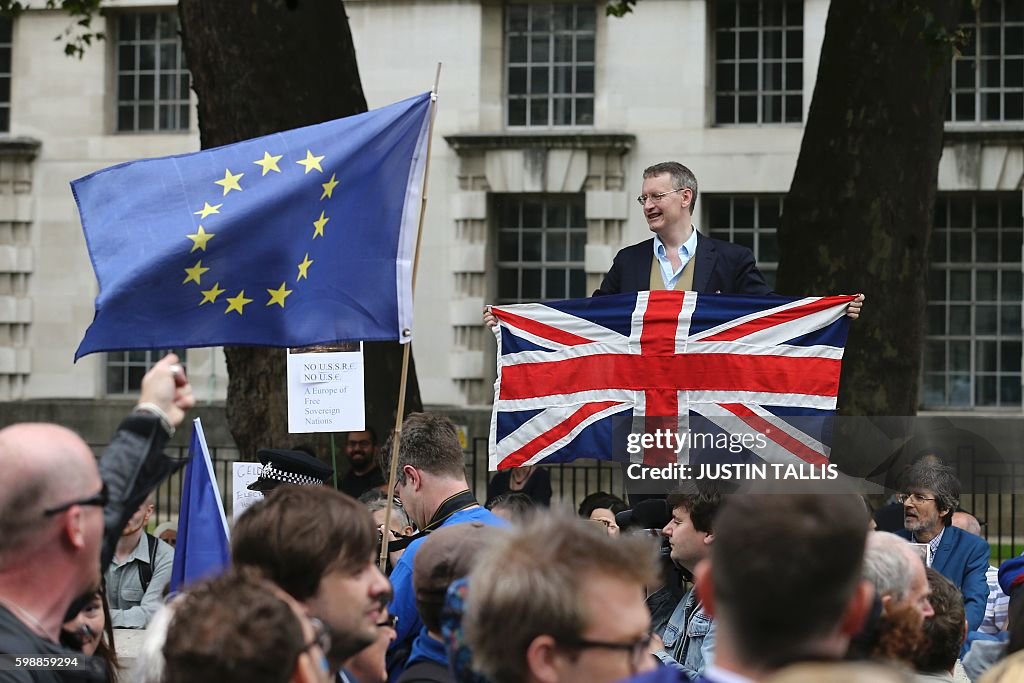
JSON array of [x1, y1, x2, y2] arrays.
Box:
[[577, 491, 627, 519], [163, 569, 306, 683], [349, 426, 378, 445], [711, 495, 868, 668], [643, 161, 698, 213], [1008, 585, 1024, 655], [915, 568, 965, 673], [486, 492, 535, 520], [903, 457, 960, 526], [232, 485, 376, 600], [666, 489, 723, 534], [60, 586, 120, 683], [378, 413, 465, 480]]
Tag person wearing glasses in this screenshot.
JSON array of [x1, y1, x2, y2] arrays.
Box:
[[482, 161, 862, 324], [0, 353, 193, 681], [594, 161, 864, 316], [595, 162, 773, 299], [465, 513, 658, 683], [895, 458, 990, 633], [162, 568, 331, 683]]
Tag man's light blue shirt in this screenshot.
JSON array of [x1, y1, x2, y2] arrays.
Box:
[[653, 228, 698, 289]]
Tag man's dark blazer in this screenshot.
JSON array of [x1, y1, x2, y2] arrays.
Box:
[[897, 525, 990, 631], [593, 233, 772, 296]]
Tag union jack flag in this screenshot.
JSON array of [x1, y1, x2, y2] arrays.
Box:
[[488, 290, 855, 471]]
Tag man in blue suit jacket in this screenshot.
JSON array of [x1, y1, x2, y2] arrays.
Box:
[[483, 162, 863, 325], [594, 162, 771, 298], [895, 458, 990, 632], [591, 161, 864, 316]]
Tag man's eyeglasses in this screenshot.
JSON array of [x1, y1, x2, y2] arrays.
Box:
[[560, 634, 652, 673], [636, 188, 686, 206], [43, 483, 108, 517], [588, 518, 617, 530], [303, 617, 331, 656], [897, 493, 936, 505]]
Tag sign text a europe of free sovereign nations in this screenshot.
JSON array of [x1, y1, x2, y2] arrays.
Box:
[[286, 347, 365, 433]]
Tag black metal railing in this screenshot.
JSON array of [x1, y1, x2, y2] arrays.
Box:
[[100, 438, 1022, 564]]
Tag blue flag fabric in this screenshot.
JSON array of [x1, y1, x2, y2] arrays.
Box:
[[73, 92, 432, 359], [169, 418, 231, 593]]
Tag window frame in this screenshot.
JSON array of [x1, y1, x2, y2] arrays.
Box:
[[0, 17, 11, 133], [504, 2, 597, 129], [923, 193, 1023, 410], [113, 10, 191, 134], [493, 193, 588, 304], [946, 0, 1024, 126], [703, 193, 783, 291], [105, 349, 187, 396], [711, 0, 804, 126]]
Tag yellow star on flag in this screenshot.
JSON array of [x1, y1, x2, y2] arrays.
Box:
[[183, 260, 210, 285], [312, 211, 330, 238], [186, 226, 216, 252], [296, 150, 325, 174], [321, 173, 339, 199], [214, 169, 244, 196], [194, 202, 222, 219], [266, 282, 293, 308], [225, 290, 253, 315], [254, 151, 283, 176], [297, 253, 313, 281], [199, 282, 225, 305]]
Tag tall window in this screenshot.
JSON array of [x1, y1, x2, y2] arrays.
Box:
[[947, 0, 1024, 122], [704, 195, 782, 290], [713, 0, 803, 125], [0, 17, 11, 132], [494, 195, 587, 303], [106, 349, 186, 395], [924, 194, 1022, 408], [506, 3, 595, 127], [115, 12, 190, 132]]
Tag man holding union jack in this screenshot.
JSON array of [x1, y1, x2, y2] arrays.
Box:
[[485, 161, 863, 323]]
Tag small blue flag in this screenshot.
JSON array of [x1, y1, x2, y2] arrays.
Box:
[[169, 417, 231, 593], [72, 92, 432, 359]]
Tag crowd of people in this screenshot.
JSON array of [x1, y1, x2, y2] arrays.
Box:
[[2, 354, 1024, 683], [0, 160, 1010, 683]]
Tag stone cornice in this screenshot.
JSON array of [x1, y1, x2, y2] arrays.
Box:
[[0, 137, 42, 160], [943, 127, 1024, 146], [445, 131, 635, 153]]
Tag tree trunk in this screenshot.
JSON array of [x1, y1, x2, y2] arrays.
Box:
[[776, 0, 964, 417], [178, 0, 422, 459]]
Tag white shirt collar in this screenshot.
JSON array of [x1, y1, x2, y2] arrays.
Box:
[[653, 226, 698, 260]]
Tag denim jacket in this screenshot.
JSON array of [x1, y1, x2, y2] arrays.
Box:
[[653, 587, 715, 677]]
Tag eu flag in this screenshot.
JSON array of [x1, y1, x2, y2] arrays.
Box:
[[169, 417, 231, 593], [73, 92, 432, 359]]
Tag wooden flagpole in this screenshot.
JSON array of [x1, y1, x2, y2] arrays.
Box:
[[379, 64, 442, 572]]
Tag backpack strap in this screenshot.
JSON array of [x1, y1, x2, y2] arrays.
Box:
[[136, 533, 158, 593]]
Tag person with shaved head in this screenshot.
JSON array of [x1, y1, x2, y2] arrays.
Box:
[[0, 353, 194, 682]]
